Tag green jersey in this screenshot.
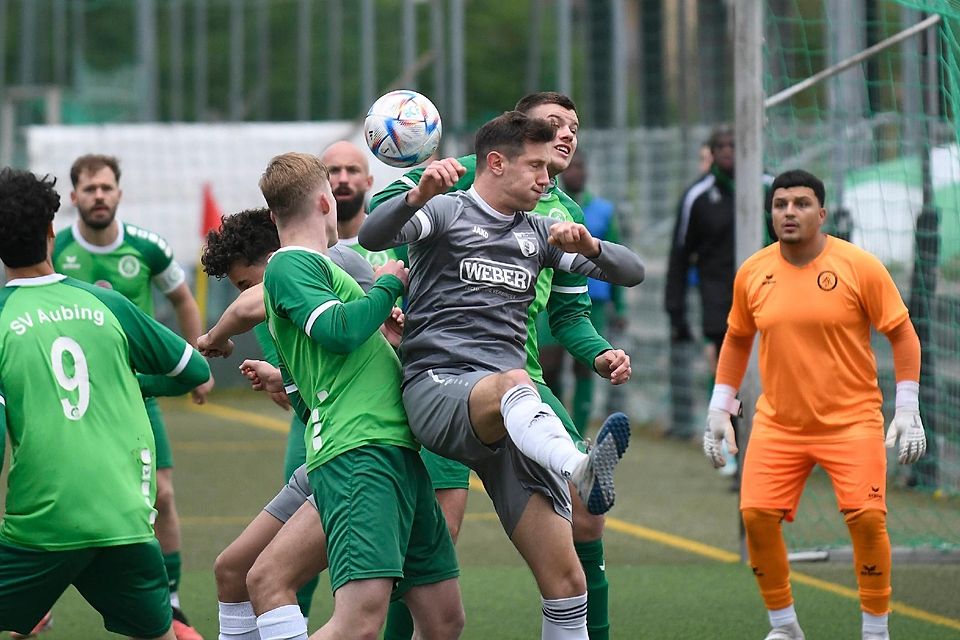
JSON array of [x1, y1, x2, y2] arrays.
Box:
[[53, 221, 185, 317], [369, 155, 612, 384], [262, 247, 416, 472], [0, 274, 209, 550]]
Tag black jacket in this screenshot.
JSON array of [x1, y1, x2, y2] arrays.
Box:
[[664, 167, 773, 341]]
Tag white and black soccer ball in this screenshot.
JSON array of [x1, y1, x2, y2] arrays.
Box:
[[363, 90, 442, 168]]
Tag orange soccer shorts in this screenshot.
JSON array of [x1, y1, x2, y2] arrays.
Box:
[[739, 433, 887, 522]]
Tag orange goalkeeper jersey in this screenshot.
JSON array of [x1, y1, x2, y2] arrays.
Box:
[[727, 235, 909, 439]]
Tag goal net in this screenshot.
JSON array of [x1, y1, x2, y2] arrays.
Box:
[[763, 0, 960, 557]]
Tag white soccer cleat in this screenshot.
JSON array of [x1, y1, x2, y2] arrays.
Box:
[[763, 622, 805, 640], [569, 413, 630, 515]]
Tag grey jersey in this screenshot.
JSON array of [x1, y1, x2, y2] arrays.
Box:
[[329, 242, 375, 291], [362, 187, 644, 385]]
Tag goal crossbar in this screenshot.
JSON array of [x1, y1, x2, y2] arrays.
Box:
[[765, 13, 942, 109]]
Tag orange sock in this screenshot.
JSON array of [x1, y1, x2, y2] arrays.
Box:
[[845, 508, 892, 615], [742, 508, 793, 610]]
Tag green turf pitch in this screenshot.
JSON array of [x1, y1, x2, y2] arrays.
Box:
[[1, 390, 958, 639]]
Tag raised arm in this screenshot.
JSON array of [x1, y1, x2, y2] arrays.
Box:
[[546, 221, 645, 287], [266, 253, 408, 355], [360, 157, 467, 250], [368, 154, 477, 212], [197, 283, 266, 358], [305, 270, 407, 353]]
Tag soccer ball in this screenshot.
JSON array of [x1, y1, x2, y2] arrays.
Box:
[[364, 90, 442, 168]]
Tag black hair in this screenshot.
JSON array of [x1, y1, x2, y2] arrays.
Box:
[[771, 169, 826, 208], [0, 168, 60, 268], [201, 208, 280, 278]]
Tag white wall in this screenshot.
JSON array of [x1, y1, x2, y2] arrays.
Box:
[[27, 122, 413, 263]]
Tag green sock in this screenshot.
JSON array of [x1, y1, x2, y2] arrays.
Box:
[[575, 539, 609, 640], [383, 599, 414, 640], [296, 575, 320, 618], [573, 375, 595, 437], [162, 551, 182, 595]]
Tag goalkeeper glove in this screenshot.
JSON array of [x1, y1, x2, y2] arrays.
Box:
[[885, 381, 926, 465], [703, 385, 740, 469]]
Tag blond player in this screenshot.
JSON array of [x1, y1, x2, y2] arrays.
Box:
[[703, 169, 925, 640]]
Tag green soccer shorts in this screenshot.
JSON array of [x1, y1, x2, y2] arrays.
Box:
[[420, 447, 471, 490], [0, 538, 172, 638], [307, 445, 460, 599]]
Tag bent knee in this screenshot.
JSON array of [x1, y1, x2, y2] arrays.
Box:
[[498, 369, 534, 394], [441, 607, 466, 639], [245, 559, 274, 601], [741, 508, 786, 533], [154, 485, 175, 511], [446, 519, 463, 544], [571, 510, 605, 542], [213, 549, 247, 590], [844, 508, 886, 531], [547, 564, 586, 598]]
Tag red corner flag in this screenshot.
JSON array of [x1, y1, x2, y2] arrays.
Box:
[[201, 182, 223, 237], [197, 183, 223, 328]]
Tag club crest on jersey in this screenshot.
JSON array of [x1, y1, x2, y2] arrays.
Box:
[[118, 255, 141, 278], [545, 207, 568, 221], [460, 258, 531, 293], [513, 231, 538, 257], [817, 270, 838, 291], [365, 251, 390, 267]]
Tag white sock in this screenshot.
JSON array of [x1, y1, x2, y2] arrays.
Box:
[[863, 612, 888, 634], [768, 604, 798, 628], [256, 605, 308, 640], [219, 601, 261, 640], [501, 384, 585, 477], [170, 590, 181, 610], [541, 593, 588, 639]]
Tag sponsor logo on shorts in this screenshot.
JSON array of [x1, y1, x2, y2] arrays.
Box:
[[817, 270, 838, 291], [860, 564, 883, 577], [868, 485, 883, 499], [460, 258, 531, 292]]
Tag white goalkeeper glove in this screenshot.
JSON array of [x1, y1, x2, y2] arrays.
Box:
[[703, 385, 740, 469], [885, 381, 926, 465]]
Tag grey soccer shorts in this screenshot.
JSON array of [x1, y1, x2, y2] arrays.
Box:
[[263, 464, 317, 523], [402, 368, 572, 536]]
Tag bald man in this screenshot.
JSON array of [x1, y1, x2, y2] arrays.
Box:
[[321, 141, 393, 264]]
